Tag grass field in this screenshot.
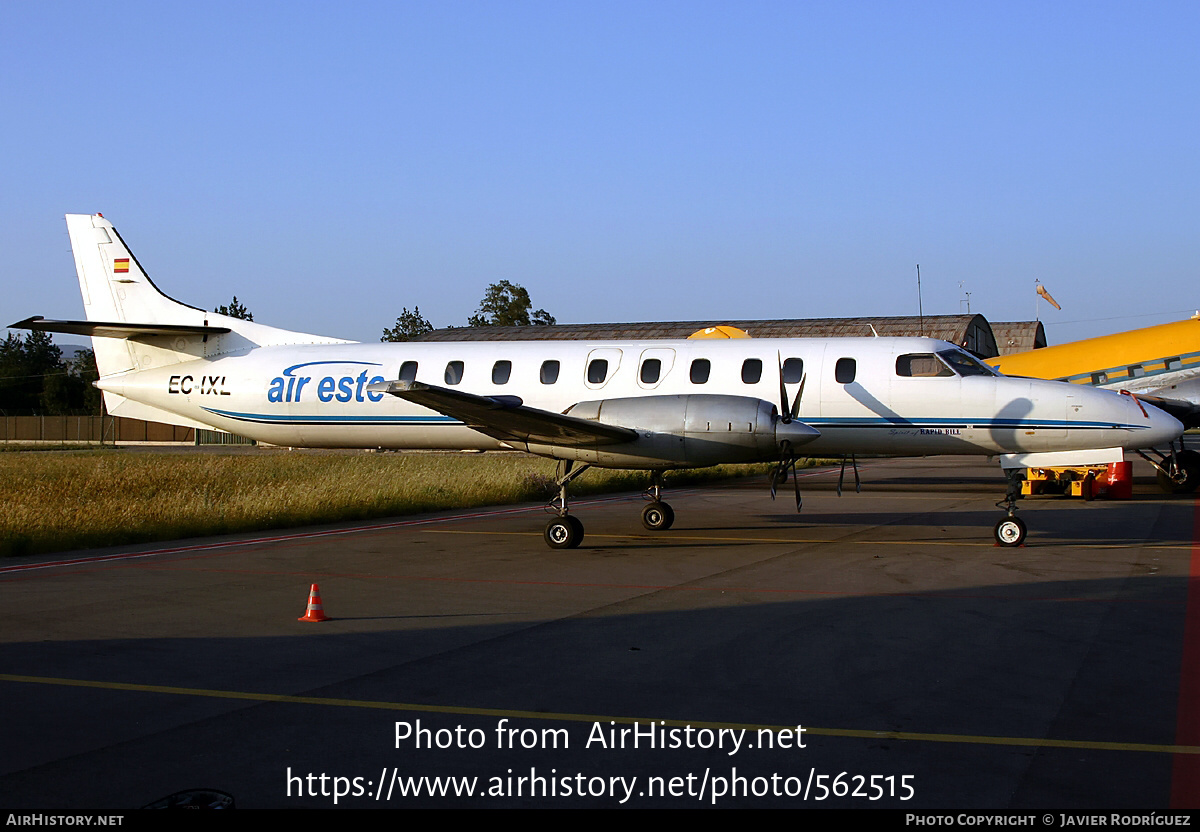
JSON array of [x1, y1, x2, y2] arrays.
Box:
[[0, 448, 819, 557]]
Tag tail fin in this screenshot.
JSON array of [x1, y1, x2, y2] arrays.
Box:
[[59, 214, 349, 379], [10, 214, 350, 428], [67, 213, 204, 327]]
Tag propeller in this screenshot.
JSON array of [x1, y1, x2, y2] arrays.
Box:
[[771, 353, 808, 511], [777, 351, 804, 423]]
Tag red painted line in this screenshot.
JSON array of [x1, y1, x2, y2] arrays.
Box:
[[0, 491, 667, 576], [44, 559, 1183, 606], [1172, 497, 1200, 808], [0, 464, 868, 577]]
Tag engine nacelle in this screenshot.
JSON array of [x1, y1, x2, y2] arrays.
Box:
[[522, 394, 811, 469]]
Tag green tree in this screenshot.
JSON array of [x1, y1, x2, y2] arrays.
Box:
[[215, 296, 253, 320], [69, 348, 102, 414], [467, 280, 556, 327], [0, 330, 66, 414], [381, 307, 433, 342]]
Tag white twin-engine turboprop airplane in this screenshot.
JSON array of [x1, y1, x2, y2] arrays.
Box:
[[14, 214, 1185, 548]]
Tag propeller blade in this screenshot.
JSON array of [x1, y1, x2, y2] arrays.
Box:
[[777, 351, 790, 423], [790, 372, 806, 421], [771, 440, 790, 500]]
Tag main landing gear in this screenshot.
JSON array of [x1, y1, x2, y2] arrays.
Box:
[[993, 468, 1027, 547], [641, 472, 674, 531], [544, 460, 591, 549], [543, 464, 676, 548]]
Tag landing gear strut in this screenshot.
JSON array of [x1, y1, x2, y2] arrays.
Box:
[[641, 471, 674, 531], [770, 440, 804, 511], [544, 460, 590, 549], [1139, 443, 1200, 494], [994, 468, 1027, 547]]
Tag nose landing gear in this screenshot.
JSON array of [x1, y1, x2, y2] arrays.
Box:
[[994, 468, 1027, 547]]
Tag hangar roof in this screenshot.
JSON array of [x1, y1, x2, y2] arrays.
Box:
[[990, 321, 1048, 355], [414, 314, 1001, 357]]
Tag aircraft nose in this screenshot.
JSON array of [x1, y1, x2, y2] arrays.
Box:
[[1141, 401, 1184, 448]]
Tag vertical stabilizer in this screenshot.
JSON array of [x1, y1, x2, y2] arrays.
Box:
[[66, 213, 205, 328], [63, 214, 350, 384]]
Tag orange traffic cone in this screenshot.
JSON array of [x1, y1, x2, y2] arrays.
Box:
[[298, 583, 329, 622]]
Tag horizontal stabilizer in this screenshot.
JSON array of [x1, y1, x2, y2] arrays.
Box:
[[10, 316, 231, 339], [368, 380, 638, 447]]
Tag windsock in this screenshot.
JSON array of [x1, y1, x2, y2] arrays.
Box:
[[1036, 283, 1061, 310]]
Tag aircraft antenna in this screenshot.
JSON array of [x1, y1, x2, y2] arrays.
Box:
[[916, 264, 924, 336]]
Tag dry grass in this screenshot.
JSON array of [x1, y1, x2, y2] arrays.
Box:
[[0, 449, 819, 557]]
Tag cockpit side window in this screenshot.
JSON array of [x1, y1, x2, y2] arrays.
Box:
[[896, 353, 954, 377], [937, 350, 995, 377]]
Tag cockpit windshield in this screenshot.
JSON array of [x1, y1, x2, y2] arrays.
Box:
[[937, 349, 996, 377]]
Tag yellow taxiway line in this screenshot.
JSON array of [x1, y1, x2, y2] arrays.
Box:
[[1, 673, 1194, 756]]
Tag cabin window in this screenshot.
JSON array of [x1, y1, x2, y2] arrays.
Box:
[[540, 360, 560, 384], [1128, 364, 1145, 378], [1167, 356, 1183, 371], [896, 353, 953, 377], [398, 361, 418, 382], [835, 358, 856, 384], [492, 360, 512, 385], [444, 360, 464, 385], [937, 350, 994, 377], [587, 359, 609, 384], [640, 358, 662, 384], [690, 358, 711, 384], [741, 358, 763, 384], [1091, 372, 1108, 385], [781, 358, 803, 384]]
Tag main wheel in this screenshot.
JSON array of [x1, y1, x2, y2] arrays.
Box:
[[545, 516, 583, 549], [993, 516, 1027, 547], [641, 501, 675, 531], [1157, 450, 1200, 494]]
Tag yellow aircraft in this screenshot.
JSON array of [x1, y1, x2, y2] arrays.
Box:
[[986, 314, 1200, 492]]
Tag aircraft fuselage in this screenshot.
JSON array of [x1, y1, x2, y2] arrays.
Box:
[[97, 335, 1179, 466]]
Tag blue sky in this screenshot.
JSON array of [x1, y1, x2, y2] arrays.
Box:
[[2, 1, 1197, 346]]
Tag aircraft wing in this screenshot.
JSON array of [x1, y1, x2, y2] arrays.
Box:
[[368, 380, 638, 447]]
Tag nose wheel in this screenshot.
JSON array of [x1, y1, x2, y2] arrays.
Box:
[[993, 515, 1027, 547], [993, 467, 1027, 547]]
